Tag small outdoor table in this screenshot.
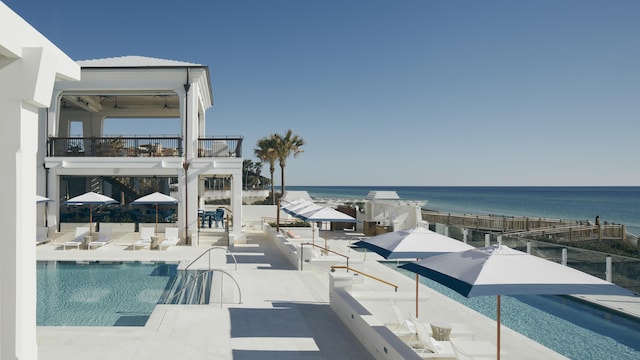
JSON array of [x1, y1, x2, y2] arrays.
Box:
[[430, 321, 452, 341], [82, 235, 93, 250], [150, 236, 160, 250]]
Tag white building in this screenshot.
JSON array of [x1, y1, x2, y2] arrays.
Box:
[[42, 55, 244, 245]]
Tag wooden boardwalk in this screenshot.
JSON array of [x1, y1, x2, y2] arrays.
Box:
[[421, 210, 636, 244]]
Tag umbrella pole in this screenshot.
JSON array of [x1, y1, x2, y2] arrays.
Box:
[[415, 272, 419, 318], [89, 205, 93, 234], [324, 223, 328, 250], [497, 295, 501, 360], [155, 203, 159, 233]]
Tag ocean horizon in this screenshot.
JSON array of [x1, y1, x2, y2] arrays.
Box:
[[282, 186, 640, 236]]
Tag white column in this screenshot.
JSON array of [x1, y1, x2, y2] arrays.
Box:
[[0, 98, 39, 360], [229, 173, 243, 244], [0, 6, 79, 358]]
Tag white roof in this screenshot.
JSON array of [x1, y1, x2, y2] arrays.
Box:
[[365, 191, 400, 200], [282, 191, 312, 202], [77, 55, 202, 68]]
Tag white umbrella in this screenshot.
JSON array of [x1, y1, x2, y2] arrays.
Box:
[[37, 195, 53, 226], [281, 201, 323, 243], [132, 192, 178, 233], [283, 200, 321, 217], [297, 206, 359, 249], [280, 198, 311, 213], [399, 244, 635, 360], [66, 192, 118, 233], [353, 227, 474, 317], [36, 195, 53, 203]]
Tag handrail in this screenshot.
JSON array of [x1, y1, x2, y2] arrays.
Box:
[[300, 242, 349, 271], [167, 268, 243, 305], [214, 269, 243, 306], [168, 270, 209, 304], [330, 265, 399, 292], [185, 246, 238, 272]]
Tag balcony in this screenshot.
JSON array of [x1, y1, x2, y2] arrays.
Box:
[[48, 136, 243, 158]]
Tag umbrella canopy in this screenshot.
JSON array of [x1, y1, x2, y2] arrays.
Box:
[[283, 200, 321, 217], [66, 192, 118, 233], [354, 226, 474, 317], [132, 192, 178, 233], [297, 206, 359, 223], [36, 195, 53, 203], [296, 206, 359, 248], [280, 197, 310, 209], [399, 244, 634, 359], [353, 226, 474, 259]]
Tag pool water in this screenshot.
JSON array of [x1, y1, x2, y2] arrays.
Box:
[[37, 261, 177, 326], [388, 264, 640, 360]]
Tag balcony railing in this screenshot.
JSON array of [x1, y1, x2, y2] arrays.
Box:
[[197, 137, 243, 158], [48, 136, 243, 158]]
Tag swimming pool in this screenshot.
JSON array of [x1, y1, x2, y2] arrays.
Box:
[[388, 264, 640, 360], [37, 261, 178, 326]]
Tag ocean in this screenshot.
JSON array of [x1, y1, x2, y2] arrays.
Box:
[[282, 186, 640, 236]]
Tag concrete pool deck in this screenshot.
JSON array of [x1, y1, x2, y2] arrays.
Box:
[[35, 228, 640, 359]]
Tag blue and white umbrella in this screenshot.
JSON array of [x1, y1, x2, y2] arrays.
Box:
[[296, 206, 359, 248], [36, 195, 53, 203], [66, 192, 118, 233], [354, 226, 474, 317], [399, 244, 635, 359], [132, 192, 178, 233]]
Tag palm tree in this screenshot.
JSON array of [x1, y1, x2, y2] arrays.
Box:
[[273, 129, 305, 196], [250, 161, 264, 189], [242, 159, 254, 190], [254, 136, 278, 204]]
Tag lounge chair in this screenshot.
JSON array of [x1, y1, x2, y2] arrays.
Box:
[[62, 227, 90, 250], [160, 227, 180, 249], [451, 341, 498, 360], [409, 316, 456, 358], [387, 299, 417, 338], [286, 230, 301, 239], [89, 227, 112, 250], [133, 227, 155, 250], [36, 227, 49, 245], [410, 317, 497, 359]]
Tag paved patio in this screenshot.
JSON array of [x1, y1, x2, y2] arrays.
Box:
[[35, 227, 640, 359]]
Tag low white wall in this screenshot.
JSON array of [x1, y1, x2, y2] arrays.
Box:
[[242, 205, 277, 231], [264, 224, 302, 269], [330, 274, 423, 360]]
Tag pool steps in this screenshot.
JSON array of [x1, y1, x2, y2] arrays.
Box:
[[160, 270, 212, 305]]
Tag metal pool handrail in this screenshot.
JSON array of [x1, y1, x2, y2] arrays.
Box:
[[168, 268, 243, 305], [168, 270, 209, 304], [185, 246, 238, 271]]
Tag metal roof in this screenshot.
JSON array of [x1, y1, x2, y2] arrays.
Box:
[[77, 55, 202, 68]]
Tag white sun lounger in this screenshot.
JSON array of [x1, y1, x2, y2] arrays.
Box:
[[160, 227, 180, 249], [132, 227, 155, 250], [62, 227, 90, 250], [36, 227, 49, 245], [387, 299, 417, 338], [88, 227, 112, 250], [409, 317, 456, 358]]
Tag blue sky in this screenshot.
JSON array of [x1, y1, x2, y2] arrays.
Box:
[[6, 0, 640, 186]]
